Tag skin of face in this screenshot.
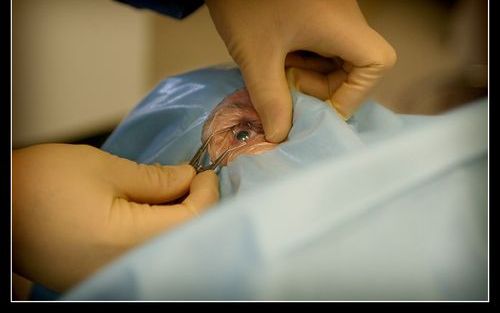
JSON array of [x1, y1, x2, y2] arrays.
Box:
[[202, 88, 278, 166]]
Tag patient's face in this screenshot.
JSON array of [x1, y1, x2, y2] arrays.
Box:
[[202, 88, 277, 165]]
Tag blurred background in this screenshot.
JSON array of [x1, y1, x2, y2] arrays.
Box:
[[12, 0, 487, 149]]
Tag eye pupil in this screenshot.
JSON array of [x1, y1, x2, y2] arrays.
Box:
[[236, 130, 250, 142]]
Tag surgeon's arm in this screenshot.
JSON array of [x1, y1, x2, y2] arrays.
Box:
[[115, 0, 204, 19], [13, 144, 219, 292]]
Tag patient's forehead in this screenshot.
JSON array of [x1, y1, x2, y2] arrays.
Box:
[[213, 89, 253, 110], [203, 89, 258, 131]]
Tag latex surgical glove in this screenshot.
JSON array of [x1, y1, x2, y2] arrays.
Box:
[[206, 0, 397, 142], [12, 144, 219, 292]]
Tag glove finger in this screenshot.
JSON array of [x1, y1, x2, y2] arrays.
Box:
[[236, 47, 292, 143], [109, 171, 219, 246]]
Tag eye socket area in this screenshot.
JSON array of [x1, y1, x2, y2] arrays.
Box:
[[201, 90, 273, 165], [229, 121, 262, 145], [205, 120, 264, 163]]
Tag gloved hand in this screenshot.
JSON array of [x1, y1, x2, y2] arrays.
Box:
[[206, 0, 397, 142], [12, 144, 219, 292]]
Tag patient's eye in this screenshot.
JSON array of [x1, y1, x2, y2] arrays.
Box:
[[230, 121, 260, 144], [236, 130, 250, 142], [201, 88, 277, 166]]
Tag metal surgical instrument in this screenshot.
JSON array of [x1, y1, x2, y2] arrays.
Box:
[[189, 127, 248, 173]]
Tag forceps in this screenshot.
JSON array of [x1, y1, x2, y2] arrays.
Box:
[[189, 127, 248, 173]]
